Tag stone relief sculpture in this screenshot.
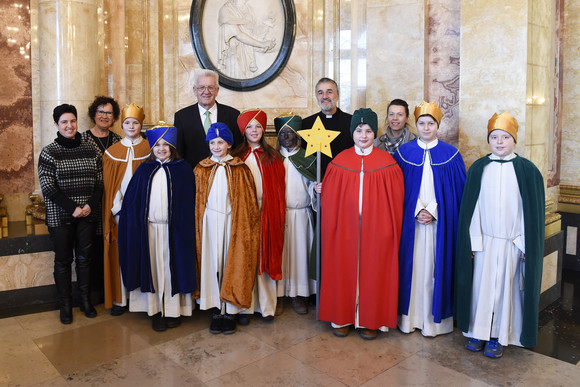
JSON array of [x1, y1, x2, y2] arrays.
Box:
[[217, 0, 277, 79], [191, 0, 296, 90]]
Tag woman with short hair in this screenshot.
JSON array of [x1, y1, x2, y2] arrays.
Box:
[[38, 104, 103, 324]]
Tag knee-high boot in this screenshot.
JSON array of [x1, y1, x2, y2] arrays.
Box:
[[76, 257, 97, 318], [54, 267, 73, 324]]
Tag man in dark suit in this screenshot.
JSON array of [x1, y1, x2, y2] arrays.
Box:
[[302, 77, 353, 178], [174, 69, 242, 168]]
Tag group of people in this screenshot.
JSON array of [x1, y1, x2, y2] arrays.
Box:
[[38, 70, 545, 361]]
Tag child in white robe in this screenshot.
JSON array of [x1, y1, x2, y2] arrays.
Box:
[[274, 114, 317, 314], [457, 112, 545, 358], [118, 124, 197, 332], [194, 123, 260, 334]]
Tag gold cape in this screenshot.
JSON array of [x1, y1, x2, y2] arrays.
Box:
[[194, 156, 260, 308], [102, 140, 151, 308]]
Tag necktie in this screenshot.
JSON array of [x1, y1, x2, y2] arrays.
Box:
[[204, 110, 211, 134]]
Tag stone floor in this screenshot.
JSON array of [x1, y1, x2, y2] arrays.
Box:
[[2, 298, 580, 386], [533, 269, 580, 364]]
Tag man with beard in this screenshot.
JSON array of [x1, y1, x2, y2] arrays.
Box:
[[302, 78, 353, 177]]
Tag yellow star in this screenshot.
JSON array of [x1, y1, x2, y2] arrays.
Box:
[[297, 116, 340, 157]]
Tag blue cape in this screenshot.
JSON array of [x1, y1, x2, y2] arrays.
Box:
[[118, 159, 197, 295], [394, 140, 466, 322]]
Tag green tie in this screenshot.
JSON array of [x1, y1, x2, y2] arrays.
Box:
[[203, 110, 211, 134]]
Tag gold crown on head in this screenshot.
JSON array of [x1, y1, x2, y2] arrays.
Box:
[[487, 112, 518, 142], [414, 101, 443, 125], [121, 103, 145, 124]]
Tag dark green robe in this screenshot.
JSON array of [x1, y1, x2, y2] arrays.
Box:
[[455, 154, 545, 347]]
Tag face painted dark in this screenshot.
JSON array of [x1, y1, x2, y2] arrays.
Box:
[[278, 127, 298, 149]]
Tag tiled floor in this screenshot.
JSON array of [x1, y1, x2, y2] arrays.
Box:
[[2, 299, 580, 386]]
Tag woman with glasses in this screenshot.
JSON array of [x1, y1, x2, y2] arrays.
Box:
[[82, 96, 122, 306]]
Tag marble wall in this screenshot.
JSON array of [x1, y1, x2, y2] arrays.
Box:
[[366, 0, 425, 135], [561, 0, 580, 186], [458, 0, 528, 168], [0, 1, 35, 221], [1, 0, 577, 294], [426, 0, 461, 146]]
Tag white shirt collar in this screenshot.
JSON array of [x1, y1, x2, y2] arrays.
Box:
[[417, 138, 438, 149], [121, 136, 143, 146], [211, 154, 233, 163], [198, 103, 217, 118], [490, 152, 516, 161], [280, 146, 299, 157], [355, 145, 374, 155]]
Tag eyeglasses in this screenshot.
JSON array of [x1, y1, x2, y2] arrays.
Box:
[[196, 86, 216, 93], [96, 110, 113, 116]]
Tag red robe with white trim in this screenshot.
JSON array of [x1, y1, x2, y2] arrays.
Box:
[[319, 147, 404, 329]]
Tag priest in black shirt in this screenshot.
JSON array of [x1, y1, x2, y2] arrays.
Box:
[[302, 77, 353, 177]]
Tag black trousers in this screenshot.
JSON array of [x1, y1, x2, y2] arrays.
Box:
[[49, 218, 96, 297]]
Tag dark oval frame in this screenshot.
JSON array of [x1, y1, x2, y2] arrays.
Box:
[[189, 0, 296, 91]]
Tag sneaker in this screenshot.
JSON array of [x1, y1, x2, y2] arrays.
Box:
[[465, 338, 485, 352], [291, 297, 308, 315], [209, 314, 223, 334], [222, 314, 237, 335], [484, 338, 503, 358]]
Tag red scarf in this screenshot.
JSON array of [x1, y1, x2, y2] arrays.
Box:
[[241, 147, 286, 280]]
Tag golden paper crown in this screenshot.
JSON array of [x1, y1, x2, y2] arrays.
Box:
[[414, 101, 443, 125], [487, 112, 518, 142], [121, 103, 145, 124]]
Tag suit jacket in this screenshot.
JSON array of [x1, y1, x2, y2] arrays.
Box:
[[174, 101, 241, 168]]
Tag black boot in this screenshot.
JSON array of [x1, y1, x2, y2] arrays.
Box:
[[75, 219, 97, 318], [76, 257, 97, 318], [54, 269, 72, 324]]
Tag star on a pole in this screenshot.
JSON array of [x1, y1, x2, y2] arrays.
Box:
[[297, 116, 340, 157]]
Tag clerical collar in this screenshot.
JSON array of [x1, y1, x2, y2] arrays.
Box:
[[417, 138, 438, 149], [322, 109, 337, 119], [355, 145, 373, 155], [121, 136, 143, 146], [280, 146, 298, 157], [490, 153, 516, 161], [211, 154, 233, 163]]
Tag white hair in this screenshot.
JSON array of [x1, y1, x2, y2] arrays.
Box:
[[193, 69, 219, 87]]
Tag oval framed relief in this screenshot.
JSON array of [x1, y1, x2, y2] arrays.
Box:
[[190, 0, 296, 91]]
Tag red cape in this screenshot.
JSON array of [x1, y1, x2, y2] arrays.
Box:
[[319, 147, 404, 329]]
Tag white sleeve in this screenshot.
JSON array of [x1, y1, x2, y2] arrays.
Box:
[[469, 200, 483, 251]]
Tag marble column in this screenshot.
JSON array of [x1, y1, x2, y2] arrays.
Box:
[[38, 0, 99, 147], [561, 0, 580, 186]]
